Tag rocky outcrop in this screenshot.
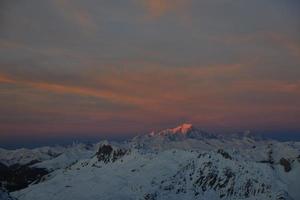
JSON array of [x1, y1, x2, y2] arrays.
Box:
[[276, 190, 293, 200], [143, 193, 157, 200], [96, 145, 113, 163], [279, 158, 291, 172], [152, 152, 284, 200], [96, 145, 128, 163]]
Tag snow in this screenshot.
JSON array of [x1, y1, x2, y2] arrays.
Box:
[[0, 189, 15, 200], [33, 143, 96, 171], [0, 146, 66, 166], [170, 123, 193, 134], [11, 147, 300, 200], [1, 124, 299, 200]]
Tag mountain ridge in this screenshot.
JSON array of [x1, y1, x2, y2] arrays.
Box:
[[0, 124, 299, 200]]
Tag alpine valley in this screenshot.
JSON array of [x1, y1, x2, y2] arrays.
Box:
[[1, 124, 299, 200]]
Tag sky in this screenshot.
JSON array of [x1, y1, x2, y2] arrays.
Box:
[[0, 0, 300, 148]]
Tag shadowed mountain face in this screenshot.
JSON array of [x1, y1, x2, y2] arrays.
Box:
[[0, 162, 48, 192]]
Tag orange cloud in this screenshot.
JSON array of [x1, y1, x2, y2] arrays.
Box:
[[230, 79, 300, 94], [0, 74, 16, 84], [0, 73, 161, 110], [1, 64, 299, 118], [1, 65, 300, 136], [142, 0, 191, 18]]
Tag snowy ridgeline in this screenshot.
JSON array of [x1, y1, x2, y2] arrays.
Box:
[[0, 124, 299, 200]]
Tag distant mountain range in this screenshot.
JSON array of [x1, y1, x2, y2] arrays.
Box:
[[0, 124, 299, 200]]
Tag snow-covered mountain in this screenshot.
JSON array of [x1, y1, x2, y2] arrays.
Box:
[[131, 123, 220, 150], [0, 146, 66, 167], [1, 124, 299, 200]]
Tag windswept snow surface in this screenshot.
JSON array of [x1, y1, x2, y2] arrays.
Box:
[[4, 124, 300, 200]]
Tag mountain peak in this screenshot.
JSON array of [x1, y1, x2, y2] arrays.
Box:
[[146, 123, 219, 141], [171, 123, 194, 134]]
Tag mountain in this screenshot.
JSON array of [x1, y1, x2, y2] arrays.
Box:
[[0, 124, 299, 200], [0, 143, 95, 192], [130, 123, 219, 151], [0, 146, 66, 167], [130, 124, 263, 152]]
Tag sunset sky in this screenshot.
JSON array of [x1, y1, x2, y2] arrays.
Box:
[[1, 0, 300, 147]]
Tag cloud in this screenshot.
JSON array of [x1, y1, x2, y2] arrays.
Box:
[[0, 74, 16, 83], [1, 62, 299, 114], [0, 39, 25, 49], [0, 73, 156, 109], [1, 62, 300, 136], [230, 79, 300, 94], [142, 0, 191, 18], [52, 0, 98, 35], [213, 31, 300, 61], [267, 32, 300, 59]]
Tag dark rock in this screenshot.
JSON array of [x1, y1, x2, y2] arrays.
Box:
[[279, 158, 291, 172], [217, 149, 232, 160], [267, 144, 274, 165], [144, 193, 157, 200], [276, 190, 292, 200], [96, 145, 113, 163], [112, 149, 127, 162], [96, 144, 128, 163]]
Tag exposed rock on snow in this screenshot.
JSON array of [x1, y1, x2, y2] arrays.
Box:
[[279, 158, 291, 172], [96, 144, 128, 163]]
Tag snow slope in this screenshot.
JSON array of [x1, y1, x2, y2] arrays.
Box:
[[12, 147, 299, 200]]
